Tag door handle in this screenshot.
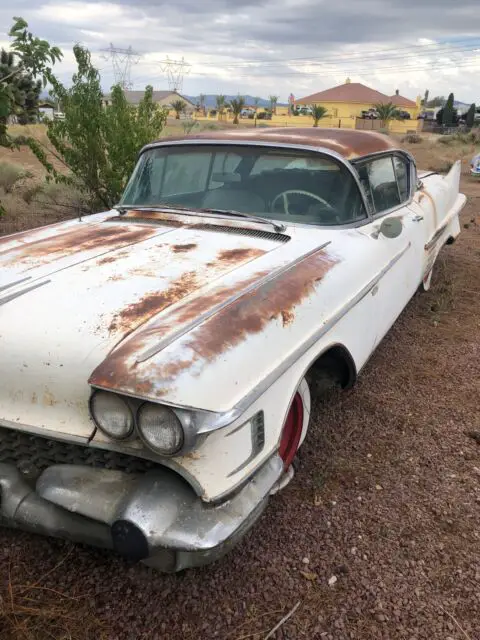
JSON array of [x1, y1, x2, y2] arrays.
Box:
[[412, 215, 424, 222]]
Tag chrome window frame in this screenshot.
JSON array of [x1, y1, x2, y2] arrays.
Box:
[[350, 149, 418, 221], [132, 139, 375, 230]]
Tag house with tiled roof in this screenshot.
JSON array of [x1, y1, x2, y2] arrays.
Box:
[[296, 79, 420, 120]]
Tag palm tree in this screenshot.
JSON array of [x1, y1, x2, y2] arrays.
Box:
[[229, 95, 246, 124], [216, 94, 226, 115], [311, 104, 328, 127], [171, 99, 186, 120], [269, 95, 278, 115], [374, 102, 400, 126], [199, 93, 206, 115]]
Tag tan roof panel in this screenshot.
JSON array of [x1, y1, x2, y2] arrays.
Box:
[[389, 94, 417, 108]]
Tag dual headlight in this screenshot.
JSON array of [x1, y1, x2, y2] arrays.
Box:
[[90, 391, 184, 456]]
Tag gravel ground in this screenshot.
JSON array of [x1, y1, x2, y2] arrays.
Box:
[[1, 156, 479, 640]]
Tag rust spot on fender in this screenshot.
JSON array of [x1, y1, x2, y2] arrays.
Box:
[[97, 255, 117, 266], [217, 247, 265, 264], [187, 251, 338, 360], [108, 271, 198, 334], [172, 243, 197, 253], [0, 224, 157, 266]]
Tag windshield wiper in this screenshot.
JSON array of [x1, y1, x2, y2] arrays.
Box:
[[197, 207, 286, 233], [113, 204, 286, 233]]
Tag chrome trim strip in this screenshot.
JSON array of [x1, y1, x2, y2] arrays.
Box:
[[136, 241, 332, 363], [0, 280, 51, 306], [208, 241, 412, 430], [425, 223, 448, 251], [0, 276, 31, 294]]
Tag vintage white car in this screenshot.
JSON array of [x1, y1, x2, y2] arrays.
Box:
[[0, 128, 466, 572]]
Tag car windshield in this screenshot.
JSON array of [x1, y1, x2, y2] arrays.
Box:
[[120, 144, 367, 226]]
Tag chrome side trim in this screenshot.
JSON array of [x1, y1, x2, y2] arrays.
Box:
[[0, 280, 51, 307], [425, 223, 448, 251], [136, 241, 332, 363], [208, 241, 412, 430], [0, 276, 31, 294]]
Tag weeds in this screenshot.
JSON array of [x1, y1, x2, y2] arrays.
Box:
[[402, 133, 423, 144], [0, 162, 32, 193]]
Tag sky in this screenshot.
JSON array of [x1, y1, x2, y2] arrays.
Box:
[[1, 0, 480, 103]]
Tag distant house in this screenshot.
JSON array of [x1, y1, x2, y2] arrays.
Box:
[[38, 102, 55, 121], [389, 90, 420, 117], [102, 90, 196, 115], [296, 79, 420, 119]]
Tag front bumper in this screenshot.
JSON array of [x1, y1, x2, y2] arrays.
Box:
[[0, 454, 284, 572]]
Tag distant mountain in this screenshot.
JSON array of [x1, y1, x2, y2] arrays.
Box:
[[184, 94, 287, 108]]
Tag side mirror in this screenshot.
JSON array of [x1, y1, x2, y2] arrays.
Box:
[[379, 217, 403, 239]]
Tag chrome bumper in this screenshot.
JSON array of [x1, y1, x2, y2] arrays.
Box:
[[0, 455, 284, 572]]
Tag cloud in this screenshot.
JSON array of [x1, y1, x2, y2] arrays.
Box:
[[0, 0, 479, 101]]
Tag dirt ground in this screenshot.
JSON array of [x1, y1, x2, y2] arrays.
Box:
[[0, 135, 479, 640]]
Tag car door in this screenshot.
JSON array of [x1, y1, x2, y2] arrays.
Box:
[[353, 152, 425, 348]]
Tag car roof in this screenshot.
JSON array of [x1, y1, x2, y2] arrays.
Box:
[[150, 127, 397, 160]]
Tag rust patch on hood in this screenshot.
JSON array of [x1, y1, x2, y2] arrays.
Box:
[[120, 210, 185, 227], [187, 251, 338, 361], [217, 247, 265, 264], [0, 224, 157, 266], [172, 243, 197, 253], [108, 271, 198, 334], [89, 248, 339, 399]]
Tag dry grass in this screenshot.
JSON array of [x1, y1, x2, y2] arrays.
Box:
[[0, 548, 107, 640]]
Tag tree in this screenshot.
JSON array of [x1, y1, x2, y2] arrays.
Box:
[[269, 95, 278, 114], [442, 92, 455, 125], [0, 49, 42, 125], [466, 103, 476, 128], [311, 104, 328, 127], [216, 94, 226, 115], [421, 89, 429, 107], [29, 45, 168, 210], [0, 17, 62, 147], [436, 105, 458, 126], [171, 99, 186, 119], [198, 93, 206, 115], [374, 102, 401, 125], [427, 96, 445, 108], [229, 95, 245, 124]]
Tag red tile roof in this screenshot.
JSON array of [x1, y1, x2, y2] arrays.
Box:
[[296, 82, 391, 105], [389, 94, 417, 108]]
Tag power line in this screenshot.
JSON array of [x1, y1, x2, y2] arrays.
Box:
[[158, 56, 191, 92], [193, 38, 480, 68]]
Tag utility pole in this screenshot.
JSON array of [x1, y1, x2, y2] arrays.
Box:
[[100, 43, 141, 90], [158, 56, 191, 92]]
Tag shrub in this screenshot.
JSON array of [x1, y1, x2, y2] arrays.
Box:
[[402, 133, 423, 144], [0, 161, 31, 193]]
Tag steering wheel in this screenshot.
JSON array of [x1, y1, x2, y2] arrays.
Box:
[[271, 190, 334, 215]]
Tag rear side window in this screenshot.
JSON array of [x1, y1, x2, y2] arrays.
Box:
[[356, 155, 410, 215]]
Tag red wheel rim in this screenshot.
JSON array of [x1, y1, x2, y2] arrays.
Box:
[[279, 392, 304, 469]]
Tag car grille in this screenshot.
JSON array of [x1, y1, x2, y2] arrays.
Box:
[[0, 425, 158, 478]]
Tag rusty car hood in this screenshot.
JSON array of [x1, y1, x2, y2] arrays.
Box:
[[0, 212, 299, 440]]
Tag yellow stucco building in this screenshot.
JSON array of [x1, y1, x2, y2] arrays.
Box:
[[295, 79, 420, 127]]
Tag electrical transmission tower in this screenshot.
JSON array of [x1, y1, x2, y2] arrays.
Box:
[[159, 56, 191, 92], [100, 43, 141, 90]]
